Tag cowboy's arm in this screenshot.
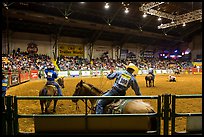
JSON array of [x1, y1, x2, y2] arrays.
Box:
[[107, 72, 117, 80], [131, 79, 142, 96], [53, 72, 58, 79], [44, 69, 48, 74]]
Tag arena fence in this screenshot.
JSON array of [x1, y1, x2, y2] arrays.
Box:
[[2, 94, 202, 135], [3, 68, 202, 88], [171, 94, 202, 135]]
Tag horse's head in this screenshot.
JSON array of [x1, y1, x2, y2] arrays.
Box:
[[72, 80, 103, 103], [72, 80, 85, 103], [57, 77, 65, 88]]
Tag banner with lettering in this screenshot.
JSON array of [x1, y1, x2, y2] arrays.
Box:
[[58, 44, 84, 57]]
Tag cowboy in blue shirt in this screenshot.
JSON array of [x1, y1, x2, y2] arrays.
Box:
[[2, 74, 8, 97], [44, 65, 63, 96], [2, 74, 8, 112], [96, 63, 142, 114]]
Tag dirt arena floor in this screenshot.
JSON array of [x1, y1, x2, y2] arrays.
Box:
[[6, 74, 202, 134]]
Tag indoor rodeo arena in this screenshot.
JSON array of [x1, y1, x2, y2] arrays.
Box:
[[2, 2, 202, 135]]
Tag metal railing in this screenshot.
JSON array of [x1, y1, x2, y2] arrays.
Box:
[[2, 94, 202, 135], [171, 94, 202, 135], [3, 95, 162, 135]]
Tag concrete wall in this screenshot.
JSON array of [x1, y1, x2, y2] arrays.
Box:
[[188, 32, 202, 61], [3, 31, 146, 60], [3, 31, 201, 61]]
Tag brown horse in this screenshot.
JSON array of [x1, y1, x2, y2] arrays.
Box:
[[39, 77, 64, 113], [72, 80, 158, 131], [145, 74, 154, 87]]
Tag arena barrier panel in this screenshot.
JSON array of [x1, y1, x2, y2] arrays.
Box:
[[4, 95, 162, 135], [56, 68, 190, 78], [171, 94, 202, 135], [2, 70, 31, 88], [3, 94, 202, 135]]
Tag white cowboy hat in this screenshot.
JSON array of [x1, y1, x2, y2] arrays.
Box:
[[126, 63, 139, 74]]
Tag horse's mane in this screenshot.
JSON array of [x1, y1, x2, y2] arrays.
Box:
[[84, 82, 104, 95]]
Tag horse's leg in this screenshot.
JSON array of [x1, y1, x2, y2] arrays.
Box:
[[45, 100, 52, 113], [146, 80, 148, 87], [153, 80, 154, 87], [149, 80, 151, 87], [40, 100, 44, 113], [45, 102, 48, 113], [53, 99, 58, 113]]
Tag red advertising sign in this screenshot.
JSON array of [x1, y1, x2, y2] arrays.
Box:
[[19, 72, 30, 83], [30, 70, 39, 79]]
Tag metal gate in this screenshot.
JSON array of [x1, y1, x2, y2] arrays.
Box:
[[1, 94, 202, 135]]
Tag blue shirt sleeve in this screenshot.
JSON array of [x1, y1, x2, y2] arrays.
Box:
[[45, 69, 48, 74], [107, 72, 118, 80], [53, 71, 58, 79], [2, 79, 8, 92], [131, 78, 142, 96]]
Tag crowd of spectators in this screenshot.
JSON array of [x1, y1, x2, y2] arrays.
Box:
[[2, 51, 195, 74], [2, 51, 52, 73]]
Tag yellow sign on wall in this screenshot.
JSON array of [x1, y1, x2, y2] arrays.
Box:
[[192, 62, 202, 67], [58, 44, 84, 57]]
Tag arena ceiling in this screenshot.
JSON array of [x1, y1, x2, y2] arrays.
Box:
[[2, 2, 202, 48]]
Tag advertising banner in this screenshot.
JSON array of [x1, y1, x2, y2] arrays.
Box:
[[102, 70, 110, 76], [11, 74, 19, 86], [155, 70, 162, 74], [192, 62, 202, 67], [69, 71, 80, 77], [19, 73, 24, 83], [138, 70, 142, 75], [30, 70, 39, 79], [142, 70, 148, 74], [19, 71, 30, 83], [192, 68, 202, 74], [58, 71, 68, 77], [161, 70, 167, 74], [92, 71, 101, 76], [58, 44, 84, 57], [81, 71, 91, 76]]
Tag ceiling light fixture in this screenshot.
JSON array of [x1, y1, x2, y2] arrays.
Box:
[[124, 7, 129, 14], [139, 2, 202, 29], [65, 16, 68, 19], [171, 20, 174, 24], [3, 3, 8, 9], [105, 2, 109, 9], [143, 13, 147, 18], [139, 26, 143, 31], [182, 22, 186, 27]]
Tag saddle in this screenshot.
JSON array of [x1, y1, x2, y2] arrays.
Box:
[[42, 84, 57, 96], [106, 99, 131, 114]]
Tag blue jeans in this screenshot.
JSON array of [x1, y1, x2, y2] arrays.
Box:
[[96, 89, 120, 114], [46, 81, 63, 96], [1, 91, 6, 97]]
